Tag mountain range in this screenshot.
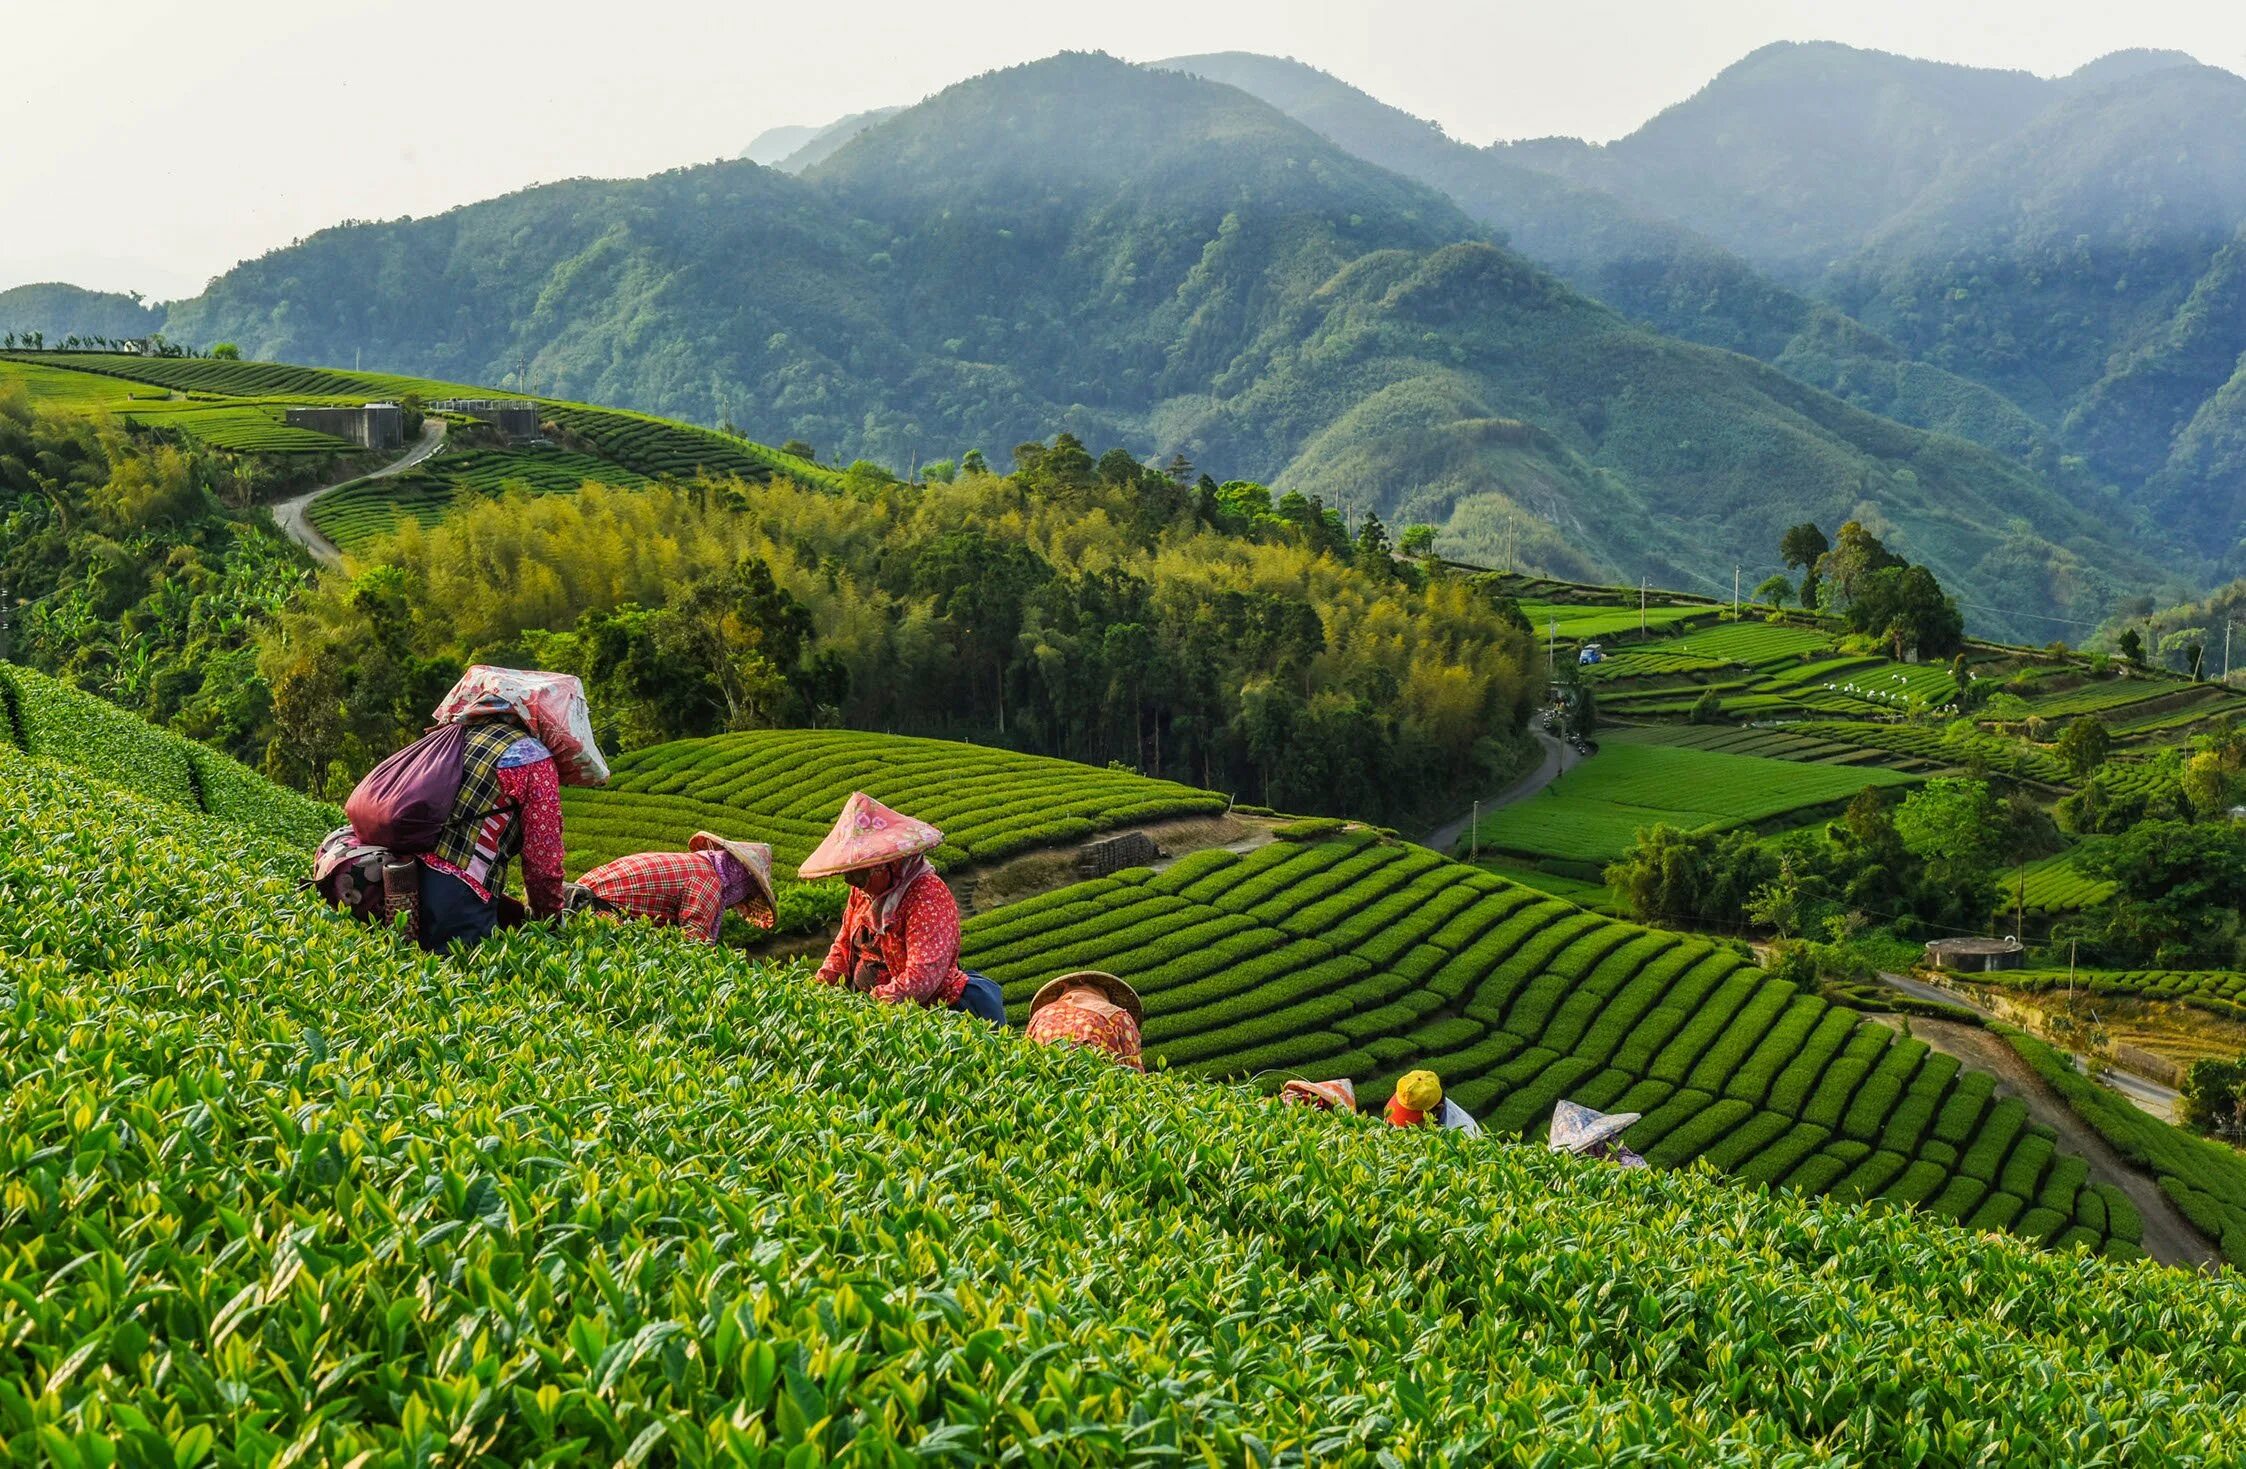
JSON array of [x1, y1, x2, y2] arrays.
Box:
[[13, 42, 2246, 634]]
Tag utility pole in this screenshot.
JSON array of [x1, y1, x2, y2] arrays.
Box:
[[1548, 615, 1556, 677], [1733, 565, 1740, 616], [1470, 799, 1479, 863], [2226, 619, 2234, 683], [1640, 576, 1647, 635]]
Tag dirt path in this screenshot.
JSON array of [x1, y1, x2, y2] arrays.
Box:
[[1878, 1014, 2218, 1270], [1422, 730, 1580, 855], [270, 418, 447, 565], [1879, 971, 2180, 1121]]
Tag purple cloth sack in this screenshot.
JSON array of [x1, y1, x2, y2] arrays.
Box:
[[344, 724, 469, 853]]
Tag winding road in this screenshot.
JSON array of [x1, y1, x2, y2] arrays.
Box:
[[1422, 729, 1581, 855], [269, 419, 446, 565]]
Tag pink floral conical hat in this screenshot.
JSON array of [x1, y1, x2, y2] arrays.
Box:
[[796, 792, 944, 879]]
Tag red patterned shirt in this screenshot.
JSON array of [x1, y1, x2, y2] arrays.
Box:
[[1026, 1001, 1144, 1069], [422, 748, 566, 918], [814, 870, 968, 1007], [578, 849, 729, 940]]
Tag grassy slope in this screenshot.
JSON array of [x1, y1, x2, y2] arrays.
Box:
[[7, 745, 2246, 1461], [1471, 738, 1917, 864]]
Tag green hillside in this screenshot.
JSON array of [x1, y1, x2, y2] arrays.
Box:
[[959, 824, 2145, 1259], [1468, 733, 1918, 864], [9, 734, 2246, 1461], [0, 662, 339, 845], [129, 54, 2179, 638], [0, 281, 162, 342]]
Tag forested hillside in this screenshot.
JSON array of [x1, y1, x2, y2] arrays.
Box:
[[0, 281, 161, 342], [1159, 51, 2057, 466], [135, 54, 2177, 636]]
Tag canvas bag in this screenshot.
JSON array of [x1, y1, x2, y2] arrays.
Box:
[[430, 666, 609, 787], [343, 723, 473, 853]]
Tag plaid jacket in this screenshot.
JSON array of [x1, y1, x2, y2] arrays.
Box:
[[429, 720, 529, 892], [577, 850, 728, 940]]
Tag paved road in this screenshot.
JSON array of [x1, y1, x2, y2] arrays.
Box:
[[1877, 970, 2180, 1122], [269, 419, 446, 565], [1423, 730, 1581, 855]]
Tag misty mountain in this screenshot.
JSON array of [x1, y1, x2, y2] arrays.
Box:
[[1379, 40, 2246, 565], [1498, 42, 2060, 287], [757, 107, 905, 174], [741, 124, 824, 166], [1158, 51, 2052, 465], [141, 54, 2184, 633], [0, 282, 162, 342]]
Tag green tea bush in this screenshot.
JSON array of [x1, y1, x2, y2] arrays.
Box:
[[1, 663, 194, 807]]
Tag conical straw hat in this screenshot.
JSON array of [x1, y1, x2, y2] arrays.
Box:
[[1280, 1078, 1357, 1111], [688, 831, 777, 923], [1548, 1099, 1640, 1154], [1029, 970, 1144, 1022], [796, 792, 944, 880]]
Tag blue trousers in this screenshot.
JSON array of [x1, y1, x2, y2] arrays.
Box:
[[950, 971, 1007, 1025], [418, 862, 498, 951]]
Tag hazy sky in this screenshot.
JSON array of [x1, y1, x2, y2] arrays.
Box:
[[11, 0, 2244, 300]]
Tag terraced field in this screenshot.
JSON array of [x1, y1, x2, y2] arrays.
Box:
[[129, 401, 354, 453], [1791, 720, 2072, 785], [15, 749, 2246, 1459], [1618, 722, 1934, 772], [2023, 674, 2192, 720], [1983, 968, 2246, 1023], [1519, 600, 1712, 641], [562, 728, 1229, 880], [0, 355, 179, 410], [309, 447, 655, 550], [960, 826, 2143, 1257], [1466, 734, 1918, 863], [1655, 620, 1835, 666], [0, 350, 841, 490], [1996, 848, 2118, 919]]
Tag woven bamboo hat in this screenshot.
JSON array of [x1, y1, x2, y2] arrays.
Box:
[[1028, 970, 1144, 1022], [1280, 1078, 1357, 1111], [689, 832, 777, 924]]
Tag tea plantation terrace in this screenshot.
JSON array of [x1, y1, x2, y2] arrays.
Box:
[[961, 825, 2155, 1260], [8, 738, 2246, 1460], [0, 659, 2207, 1264]]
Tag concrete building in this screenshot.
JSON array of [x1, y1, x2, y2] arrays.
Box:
[[429, 398, 541, 440], [1922, 936, 2025, 973], [284, 402, 404, 451]]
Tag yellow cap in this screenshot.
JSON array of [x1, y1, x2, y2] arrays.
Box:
[[1396, 1070, 1442, 1112]]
